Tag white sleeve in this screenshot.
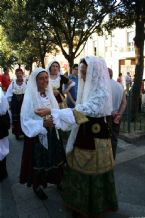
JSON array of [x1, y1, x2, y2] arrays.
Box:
[[76, 78, 112, 117], [20, 99, 47, 138], [51, 108, 76, 131], [0, 95, 9, 115], [5, 83, 13, 102]]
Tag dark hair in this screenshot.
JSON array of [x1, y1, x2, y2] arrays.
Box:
[[108, 68, 113, 79], [119, 73, 122, 77], [15, 68, 23, 74], [79, 58, 88, 66], [72, 64, 78, 69], [3, 66, 9, 73], [36, 70, 47, 79], [49, 61, 60, 72]]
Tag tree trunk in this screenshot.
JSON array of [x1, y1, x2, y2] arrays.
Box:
[[41, 58, 45, 68], [131, 16, 144, 119], [39, 52, 45, 68], [68, 57, 74, 73], [62, 52, 75, 73]]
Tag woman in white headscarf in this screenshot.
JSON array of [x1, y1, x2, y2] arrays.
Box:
[[47, 60, 74, 108], [0, 87, 10, 182], [6, 68, 27, 140], [36, 56, 118, 217], [20, 67, 66, 200]]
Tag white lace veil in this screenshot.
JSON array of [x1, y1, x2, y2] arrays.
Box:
[[76, 56, 112, 115], [66, 56, 112, 153], [21, 67, 59, 149]]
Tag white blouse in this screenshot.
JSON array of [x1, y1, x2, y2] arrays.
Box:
[[6, 79, 27, 102]]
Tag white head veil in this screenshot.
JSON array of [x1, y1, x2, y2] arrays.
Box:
[[21, 67, 59, 149], [46, 59, 63, 76], [66, 56, 112, 153], [46, 60, 64, 89], [23, 67, 59, 110], [0, 87, 9, 160], [0, 87, 3, 104], [76, 56, 112, 114], [0, 87, 9, 115]]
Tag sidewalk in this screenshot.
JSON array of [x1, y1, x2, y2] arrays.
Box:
[[119, 130, 145, 143], [0, 133, 145, 218]]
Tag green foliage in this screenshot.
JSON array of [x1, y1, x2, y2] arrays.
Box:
[[3, 1, 31, 42], [0, 0, 12, 24], [0, 26, 17, 68], [0, 0, 58, 68], [103, 0, 145, 33], [25, 0, 122, 67]]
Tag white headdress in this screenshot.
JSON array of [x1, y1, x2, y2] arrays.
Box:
[[21, 67, 59, 149], [46, 59, 63, 76], [0, 87, 9, 115], [66, 56, 112, 153], [46, 60, 64, 89], [0, 87, 9, 160], [76, 56, 112, 114]]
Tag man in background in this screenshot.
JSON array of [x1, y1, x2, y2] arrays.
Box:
[[66, 64, 78, 108], [125, 72, 132, 93], [108, 68, 127, 159]]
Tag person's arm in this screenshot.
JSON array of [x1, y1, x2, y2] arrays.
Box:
[[5, 82, 13, 102], [113, 91, 127, 124], [64, 80, 76, 94], [76, 78, 111, 117], [66, 91, 76, 106], [61, 75, 75, 94], [118, 91, 127, 115], [21, 101, 48, 138], [35, 107, 77, 131]]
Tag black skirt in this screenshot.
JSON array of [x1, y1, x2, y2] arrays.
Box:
[[20, 128, 66, 188], [11, 94, 24, 136]]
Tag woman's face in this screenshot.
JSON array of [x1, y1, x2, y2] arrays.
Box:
[[50, 62, 60, 75], [36, 71, 49, 92], [79, 63, 87, 81], [16, 70, 23, 81]]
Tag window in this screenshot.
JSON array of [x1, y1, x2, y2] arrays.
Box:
[[127, 31, 134, 51]]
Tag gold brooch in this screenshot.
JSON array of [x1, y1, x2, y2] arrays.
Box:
[[91, 123, 101, 134]]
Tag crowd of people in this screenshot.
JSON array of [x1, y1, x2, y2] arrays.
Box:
[[0, 56, 129, 218]]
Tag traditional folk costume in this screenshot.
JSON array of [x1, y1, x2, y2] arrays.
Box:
[[6, 79, 27, 139], [47, 60, 74, 108], [0, 87, 10, 182], [20, 68, 65, 197], [50, 56, 118, 217]]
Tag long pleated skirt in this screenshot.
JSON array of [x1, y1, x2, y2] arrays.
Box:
[[61, 116, 118, 217], [20, 128, 66, 188]]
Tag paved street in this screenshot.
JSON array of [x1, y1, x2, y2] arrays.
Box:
[[0, 132, 145, 218]]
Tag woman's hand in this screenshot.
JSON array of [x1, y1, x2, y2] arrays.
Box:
[[112, 112, 122, 124], [35, 108, 51, 117], [43, 117, 54, 128], [53, 89, 60, 96]]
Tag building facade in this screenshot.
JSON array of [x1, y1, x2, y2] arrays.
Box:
[[81, 26, 145, 81], [44, 25, 145, 81]]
